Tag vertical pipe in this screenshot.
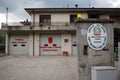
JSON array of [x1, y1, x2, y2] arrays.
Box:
[[33, 31, 35, 56], [32, 10, 35, 56]]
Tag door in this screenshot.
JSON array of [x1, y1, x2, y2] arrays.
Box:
[[9, 34, 29, 55], [40, 34, 61, 55]]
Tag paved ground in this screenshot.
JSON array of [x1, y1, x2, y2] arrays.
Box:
[[0, 56, 78, 80]]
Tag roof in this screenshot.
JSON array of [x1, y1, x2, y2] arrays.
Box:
[[25, 8, 120, 15]]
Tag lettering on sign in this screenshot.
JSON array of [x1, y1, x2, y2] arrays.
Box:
[[11, 38, 27, 44], [43, 49, 58, 51], [87, 23, 107, 50]]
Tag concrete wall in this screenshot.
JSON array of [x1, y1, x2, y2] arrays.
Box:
[[31, 13, 88, 23], [61, 34, 72, 56], [77, 22, 114, 80], [51, 14, 70, 23], [34, 32, 39, 56], [31, 13, 110, 23], [29, 32, 34, 56]]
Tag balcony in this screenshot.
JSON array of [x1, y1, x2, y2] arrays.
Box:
[[1, 22, 76, 31]]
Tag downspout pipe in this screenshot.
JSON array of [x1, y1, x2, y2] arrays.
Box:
[[32, 10, 35, 56]]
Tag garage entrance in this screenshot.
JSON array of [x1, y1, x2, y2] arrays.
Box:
[[40, 34, 61, 55], [9, 34, 29, 55]]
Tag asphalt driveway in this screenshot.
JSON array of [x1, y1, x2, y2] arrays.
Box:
[[0, 56, 78, 80]]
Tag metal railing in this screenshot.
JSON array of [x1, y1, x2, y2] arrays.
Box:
[[2, 22, 75, 27]]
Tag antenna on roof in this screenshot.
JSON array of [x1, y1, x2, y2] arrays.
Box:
[[63, 0, 65, 7], [88, 0, 91, 8], [67, 4, 69, 8]]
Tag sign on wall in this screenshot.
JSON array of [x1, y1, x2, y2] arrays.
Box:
[[87, 23, 107, 50]]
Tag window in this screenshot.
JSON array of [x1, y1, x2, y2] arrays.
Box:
[[70, 15, 77, 23], [88, 13, 99, 19], [110, 15, 120, 21], [73, 44, 77, 46], [13, 44, 17, 47], [64, 39, 68, 42], [53, 44, 57, 46], [21, 44, 25, 47], [84, 45, 88, 55], [44, 44, 48, 46], [40, 15, 51, 24]]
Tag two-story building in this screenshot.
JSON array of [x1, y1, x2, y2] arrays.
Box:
[[2, 8, 120, 56]]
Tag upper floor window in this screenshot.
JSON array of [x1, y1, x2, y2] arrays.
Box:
[[88, 13, 99, 19], [39, 15, 51, 24], [70, 15, 77, 23], [110, 15, 120, 21]]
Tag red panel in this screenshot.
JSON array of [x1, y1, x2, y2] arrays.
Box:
[[48, 37, 53, 44], [64, 39, 68, 42]]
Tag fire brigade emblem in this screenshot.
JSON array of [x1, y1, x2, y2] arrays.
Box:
[[87, 23, 107, 50], [93, 26, 101, 36]]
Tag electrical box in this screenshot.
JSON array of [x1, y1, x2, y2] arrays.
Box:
[[91, 66, 117, 80]]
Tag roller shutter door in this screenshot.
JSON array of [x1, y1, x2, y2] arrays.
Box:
[[9, 34, 29, 55], [40, 34, 61, 55]]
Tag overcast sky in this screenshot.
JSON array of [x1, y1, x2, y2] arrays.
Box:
[[0, 0, 120, 28]]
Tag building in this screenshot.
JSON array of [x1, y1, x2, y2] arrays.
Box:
[[1, 8, 120, 56]]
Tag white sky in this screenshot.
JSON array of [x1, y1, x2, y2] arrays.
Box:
[[0, 0, 120, 29]]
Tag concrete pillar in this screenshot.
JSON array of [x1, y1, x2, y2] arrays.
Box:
[[34, 32, 39, 56], [29, 32, 34, 56], [5, 33, 9, 55], [118, 42, 120, 80], [76, 20, 115, 80], [61, 33, 71, 56]]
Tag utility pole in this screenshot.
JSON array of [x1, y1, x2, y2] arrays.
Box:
[[6, 7, 8, 26]]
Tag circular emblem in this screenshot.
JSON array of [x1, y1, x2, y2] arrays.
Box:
[[87, 23, 107, 50]]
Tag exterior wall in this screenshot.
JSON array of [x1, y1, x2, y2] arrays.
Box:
[[61, 33, 72, 56], [51, 14, 70, 23], [31, 14, 33, 23], [35, 14, 39, 23], [34, 32, 39, 56], [31, 13, 88, 23], [29, 32, 34, 56]]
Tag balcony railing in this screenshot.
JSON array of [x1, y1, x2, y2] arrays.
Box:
[[2, 22, 75, 27]]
